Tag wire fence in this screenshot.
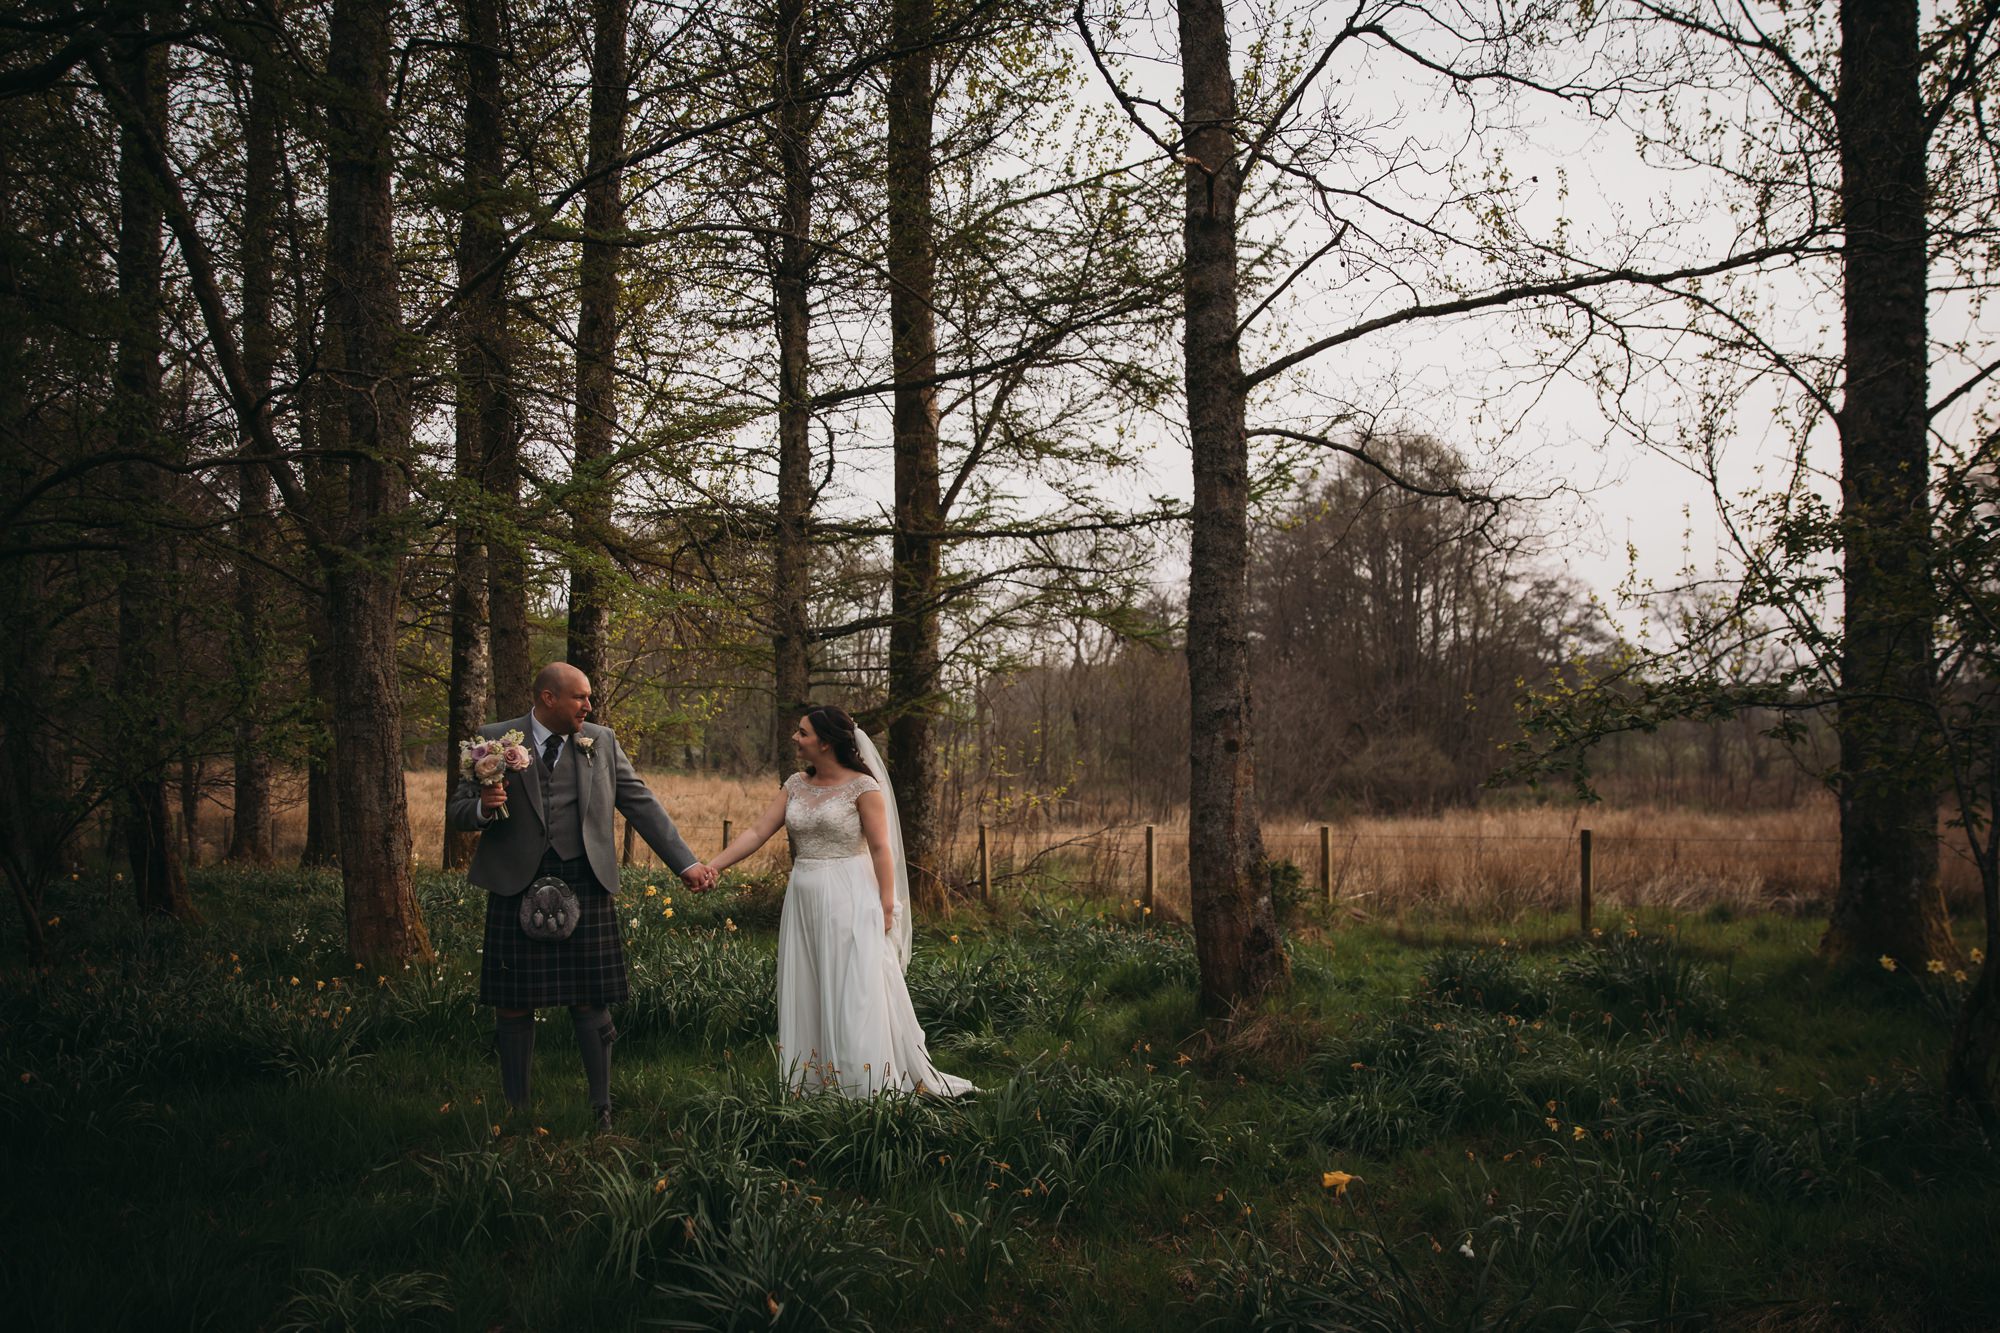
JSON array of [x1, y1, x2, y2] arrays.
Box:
[[223, 772, 1982, 925], [617, 813, 1987, 922]]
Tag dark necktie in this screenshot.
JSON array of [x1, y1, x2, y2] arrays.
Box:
[[542, 734, 562, 770]]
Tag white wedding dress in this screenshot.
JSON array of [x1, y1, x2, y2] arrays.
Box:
[[774, 770, 975, 1098]]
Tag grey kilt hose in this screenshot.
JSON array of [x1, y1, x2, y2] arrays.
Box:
[[478, 851, 629, 1007]]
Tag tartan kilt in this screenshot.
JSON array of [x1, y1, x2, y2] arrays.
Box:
[[479, 851, 629, 1007]]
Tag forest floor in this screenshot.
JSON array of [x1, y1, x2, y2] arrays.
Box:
[[5, 866, 1996, 1330]]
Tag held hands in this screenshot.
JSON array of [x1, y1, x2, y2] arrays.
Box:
[[680, 862, 719, 893]]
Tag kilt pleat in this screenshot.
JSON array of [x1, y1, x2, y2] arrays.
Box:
[[479, 852, 629, 1007]]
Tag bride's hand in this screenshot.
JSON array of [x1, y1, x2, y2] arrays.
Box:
[[881, 898, 896, 932]]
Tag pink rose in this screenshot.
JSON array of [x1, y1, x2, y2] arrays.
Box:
[[504, 744, 532, 770], [473, 753, 505, 782]]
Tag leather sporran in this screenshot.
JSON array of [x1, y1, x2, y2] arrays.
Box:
[[519, 874, 581, 942]]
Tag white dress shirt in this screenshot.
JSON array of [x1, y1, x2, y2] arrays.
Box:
[[480, 711, 564, 824]]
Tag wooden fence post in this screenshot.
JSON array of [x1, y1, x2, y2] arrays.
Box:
[[1143, 824, 1156, 916], [722, 819, 733, 855], [1579, 828, 1594, 935], [1319, 825, 1332, 904], [620, 817, 633, 866], [978, 823, 991, 901]]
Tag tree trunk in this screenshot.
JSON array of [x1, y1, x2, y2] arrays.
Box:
[[1821, 0, 1956, 967], [0, 156, 54, 964], [488, 372, 530, 711], [568, 0, 628, 697], [302, 596, 342, 867], [111, 17, 194, 920], [1180, 0, 1287, 1013], [296, 134, 342, 872], [230, 42, 279, 864], [771, 0, 815, 774], [320, 0, 431, 962], [886, 0, 945, 903], [445, 0, 505, 870]]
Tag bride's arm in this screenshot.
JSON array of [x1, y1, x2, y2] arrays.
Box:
[[855, 790, 896, 931], [706, 788, 791, 875]]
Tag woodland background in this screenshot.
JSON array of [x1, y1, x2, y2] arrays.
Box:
[[4, 0, 2000, 1108]]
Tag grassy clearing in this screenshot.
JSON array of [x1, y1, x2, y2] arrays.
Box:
[[5, 867, 1995, 1330]]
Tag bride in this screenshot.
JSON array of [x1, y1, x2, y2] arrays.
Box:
[[694, 705, 974, 1098]]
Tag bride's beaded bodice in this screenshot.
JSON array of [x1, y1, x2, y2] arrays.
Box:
[[784, 772, 880, 859]]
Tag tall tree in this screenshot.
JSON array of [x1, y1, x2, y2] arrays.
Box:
[[445, 0, 505, 868], [886, 0, 946, 901], [228, 30, 282, 864], [1177, 0, 1288, 1012], [769, 0, 817, 772], [1820, 0, 1956, 965], [567, 0, 628, 697], [111, 13, 194, 918], [318, 0, 431, 960]]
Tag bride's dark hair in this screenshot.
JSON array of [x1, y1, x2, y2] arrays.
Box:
[[800, 705, 867, 777]]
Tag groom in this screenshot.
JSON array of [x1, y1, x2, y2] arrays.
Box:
[[448, 661, 715, 1131]]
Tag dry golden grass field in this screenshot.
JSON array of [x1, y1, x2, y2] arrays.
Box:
[[194, 770, 1988, 922]]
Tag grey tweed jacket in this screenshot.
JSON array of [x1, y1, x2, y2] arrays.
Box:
[[446, 715, 696, 896]]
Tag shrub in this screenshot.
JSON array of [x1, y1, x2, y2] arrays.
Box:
[[1199, 1222, 1545, 1332], [647, 1150, 904, 1331], [271, 1268, 453, 1332], [621, 930, 776, 1046], [1263, 857, 1307, 927], [408, 1146, 556, 1245], [1558, 933, 1727, 1034], [905, 948, 1046, 1038], [1485, 1131, 1701, 1279], [1421, 947, 1551, 1017]]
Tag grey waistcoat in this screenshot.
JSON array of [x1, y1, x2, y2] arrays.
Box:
[[541, 746, 584, 859]]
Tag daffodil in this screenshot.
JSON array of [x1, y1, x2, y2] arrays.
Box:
[[1321, 1170, 1359, 1195], [1927, 959, 1947, 974], [1879, 955, 1898, 972]]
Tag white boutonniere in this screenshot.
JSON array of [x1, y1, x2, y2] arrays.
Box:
[[574, 735, 595, 758]]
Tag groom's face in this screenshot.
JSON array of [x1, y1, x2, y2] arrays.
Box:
[[539, 677, 593, 734]]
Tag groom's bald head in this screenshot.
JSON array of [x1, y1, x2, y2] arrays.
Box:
[[532, 662, 593, 733]]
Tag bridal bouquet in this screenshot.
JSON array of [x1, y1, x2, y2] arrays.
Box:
[[461, 729, 533, 818]]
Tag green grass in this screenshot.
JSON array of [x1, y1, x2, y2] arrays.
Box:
[[4, 866, 1996, 1330]]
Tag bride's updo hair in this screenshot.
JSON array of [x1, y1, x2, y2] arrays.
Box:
[[801, 705, 867, 777]]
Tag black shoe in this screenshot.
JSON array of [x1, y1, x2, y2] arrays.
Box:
[[593, 1104, 613, 1133]]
